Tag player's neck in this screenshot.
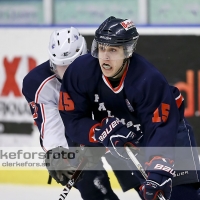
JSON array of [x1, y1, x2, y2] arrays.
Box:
[[108, 76, 121, 88]]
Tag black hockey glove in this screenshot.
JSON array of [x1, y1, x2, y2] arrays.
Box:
[[140, 156, 174, 200], [45, 145, 106, 185], [94, 117, 139, 160], [45, 146, 76, 186]]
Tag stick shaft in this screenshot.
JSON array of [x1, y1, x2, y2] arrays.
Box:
[[58, 157, 88, 200]]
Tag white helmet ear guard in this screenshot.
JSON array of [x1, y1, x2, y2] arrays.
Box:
[[48, 27, 87, 67]]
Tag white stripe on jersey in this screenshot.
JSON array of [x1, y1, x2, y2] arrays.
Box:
[[34, 74, 68, 151]]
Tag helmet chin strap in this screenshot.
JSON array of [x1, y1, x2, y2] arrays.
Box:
[[111, 58, 128, 79]]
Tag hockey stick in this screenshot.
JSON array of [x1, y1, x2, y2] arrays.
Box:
[[58, 157, 88, 200], [125, 146, 166, 200]]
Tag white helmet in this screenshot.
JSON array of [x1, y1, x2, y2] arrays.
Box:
[[48, 27, 87, 69]]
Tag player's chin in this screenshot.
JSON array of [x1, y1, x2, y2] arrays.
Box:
[[101, 68, 113, 77]]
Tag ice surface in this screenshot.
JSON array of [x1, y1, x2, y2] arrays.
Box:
[[0, 184, 141, 200]]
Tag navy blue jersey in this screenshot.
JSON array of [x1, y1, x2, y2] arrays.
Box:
[[60, 53, 184, 153], [60, 53, 200, 186]]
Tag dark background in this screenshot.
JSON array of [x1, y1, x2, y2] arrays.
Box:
[[84, 35, 200, 145]]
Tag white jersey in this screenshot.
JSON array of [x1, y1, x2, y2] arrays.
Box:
[[22, 60, 68, 151]]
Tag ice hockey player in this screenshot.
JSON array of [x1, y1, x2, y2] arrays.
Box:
[[59, 17, 200, 200]]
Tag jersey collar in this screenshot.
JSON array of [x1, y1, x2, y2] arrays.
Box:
[[102, 61, 129, 93]]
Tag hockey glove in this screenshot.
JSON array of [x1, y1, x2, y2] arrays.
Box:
[[94, 117, 139, 160], [45, 146, 76, 186], [140, 156, 174, 200]]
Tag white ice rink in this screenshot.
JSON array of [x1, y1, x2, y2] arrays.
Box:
[[0, 184, 141, 200]]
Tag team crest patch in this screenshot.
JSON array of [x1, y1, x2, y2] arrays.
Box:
[[125, 99, 134, 112], [120, 19, 135, 31]]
